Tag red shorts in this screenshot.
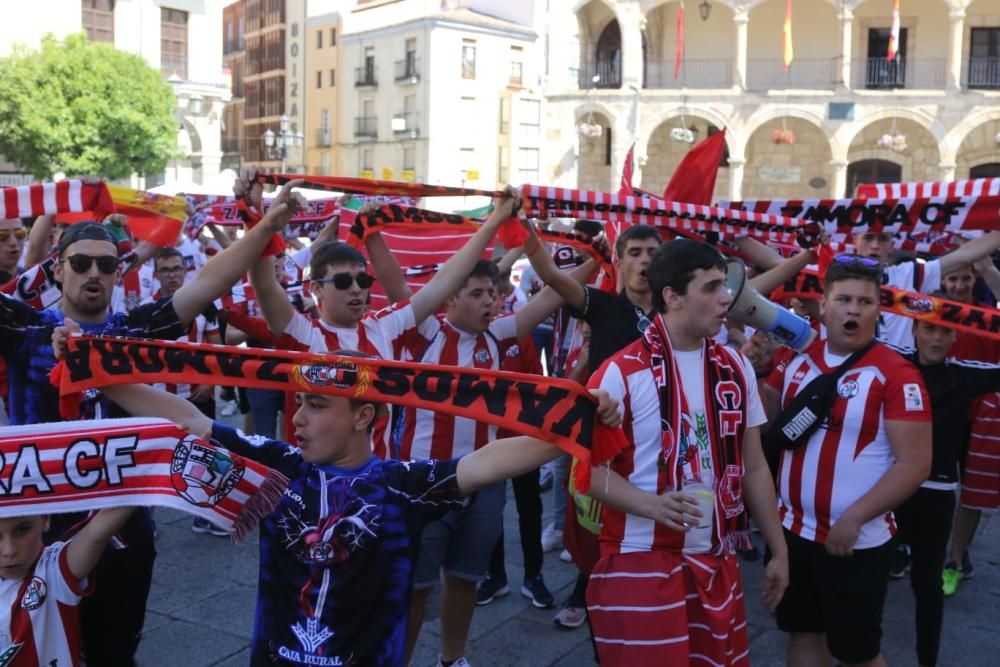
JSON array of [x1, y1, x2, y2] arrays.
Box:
[[961, 426, 1000, 510], [587, 550, 749, 666]]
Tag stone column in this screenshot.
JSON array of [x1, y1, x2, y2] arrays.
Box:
[[728, 159, 746, 202], [939, 161, 957, 181], [734, 9, 749, 90], [832, 160, 849, 199], [839, 6, 854, 90], [618, 4, 645, 89], [947, 8, 966, 91]]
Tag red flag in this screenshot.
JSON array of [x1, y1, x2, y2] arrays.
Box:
[[662, 128, 727, 205], [619, 142, 635, 196], [675, 1, 685, 80]]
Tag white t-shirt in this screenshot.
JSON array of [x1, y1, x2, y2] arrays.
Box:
[[879, 259, 941, 347], [673, 348, 768, 553]]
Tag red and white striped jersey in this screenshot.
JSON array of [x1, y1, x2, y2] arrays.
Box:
[[398, 314, 518, 461], [0, 542, 93, 667], [276, 301, 420, 458], [589, 340, 765, 556], [766, 340, 931, 548]]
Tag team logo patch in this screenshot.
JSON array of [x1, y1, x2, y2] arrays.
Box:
[[838, 379, 860, 399], [293, 361, 371, 398], [474, 349, 491, 364], [20, 577, 46, 611], [171, 436, 245, 508], [903, 383, 924, 411], [900, 295, 937, 319]]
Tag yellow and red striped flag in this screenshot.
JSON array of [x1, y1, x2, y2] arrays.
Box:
[[674, 1, 685, 80], [783, 0, 794, 69], [887, 0, 901, 61], [106, 185, 187, 247]]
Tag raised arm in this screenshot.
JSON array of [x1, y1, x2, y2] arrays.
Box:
[[24, 215, 55, 267], [939, 231, 1000, 276], [748, 247, 816, 296], [65, 507, 137, 580], [171, 179, 306, 327], [407, 186, 519, 324], [733, 236, 783, 271], [974, 256, 1000, 304], [514, 259, 597, 339], [520, 222, 586, 311], [249, 254, 296, 336]]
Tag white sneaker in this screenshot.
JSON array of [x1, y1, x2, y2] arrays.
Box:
[[541, 525, 564, 552], [559, 548, 572, 563], [219, 400, 239, 417], [439, 658, 471, 667]]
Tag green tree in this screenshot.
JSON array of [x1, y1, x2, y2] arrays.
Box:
[[0, 33, 178, 180]]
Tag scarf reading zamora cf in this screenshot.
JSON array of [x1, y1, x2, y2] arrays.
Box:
[[0, 418, 288, 541], [642, 315, 751, 554], [50, 336, 626, 492]]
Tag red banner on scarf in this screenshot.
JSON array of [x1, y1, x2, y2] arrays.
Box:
[[771, 267, 1000, 341], [51, 337, 626, 491]]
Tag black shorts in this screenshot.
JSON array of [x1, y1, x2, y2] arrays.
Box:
[[774, 528, 893, 664]]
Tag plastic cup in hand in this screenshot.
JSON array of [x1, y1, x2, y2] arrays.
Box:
[[683, 480, 715, 530]]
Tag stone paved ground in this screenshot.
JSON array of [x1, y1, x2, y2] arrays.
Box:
[[136, 476, 1000, 666]]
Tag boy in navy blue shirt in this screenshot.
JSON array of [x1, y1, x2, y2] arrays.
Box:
[[79, 358, 619, 666]]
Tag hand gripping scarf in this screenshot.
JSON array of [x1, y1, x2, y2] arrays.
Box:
[[50, 336, 626, 493], [641, 315, 751, 554], [0, 418, 288, 542]]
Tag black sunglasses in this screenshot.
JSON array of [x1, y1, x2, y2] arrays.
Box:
[[312, 272, 375, 290], [834, 254, 881, 269], [65, 254, 119, 275]]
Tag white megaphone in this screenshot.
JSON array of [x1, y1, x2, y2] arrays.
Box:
[[725, 258, 816, 351]]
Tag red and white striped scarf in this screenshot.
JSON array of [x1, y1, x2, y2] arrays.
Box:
[[0, 418, 288, 542]]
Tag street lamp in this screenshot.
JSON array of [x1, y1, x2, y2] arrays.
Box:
[[261, 114, 303, 172], [699, 0, 712, 21]]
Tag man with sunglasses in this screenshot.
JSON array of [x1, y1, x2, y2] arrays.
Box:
[[0, 179, 309, 666], [761, 256, 932, 667], [0, 218, 26, 285]]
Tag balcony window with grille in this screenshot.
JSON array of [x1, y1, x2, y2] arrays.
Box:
[[518, 148, 539, 183], [519, 99, 540, 137], [462, 40, 476, 80], [82, 0, 114, 44], [969, 28, 1000, 89], [161, 7, 188, 80], [865, 27, 908, 89], [510, 46, 523, 86]]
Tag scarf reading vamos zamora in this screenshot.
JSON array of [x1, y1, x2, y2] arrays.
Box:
[[50, 336, 626, 492], [0, 418, 288, 541]]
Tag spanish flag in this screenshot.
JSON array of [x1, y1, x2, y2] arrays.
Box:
[[783, 0, 794, 69], [106, 185, 186, 247], [887, 0, 901, 61]]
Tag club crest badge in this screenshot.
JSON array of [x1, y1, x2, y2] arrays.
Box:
[[838, 379, 860, 399], [171, 436, 245, 507], [20, 577, 46, 611]]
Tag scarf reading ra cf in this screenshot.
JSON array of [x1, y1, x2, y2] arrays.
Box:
[[642, 315, 751, 554], [0, 418, 288, 542], [50, 337, 626, 493]]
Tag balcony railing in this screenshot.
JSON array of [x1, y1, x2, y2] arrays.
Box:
[[644, 59, 732, 89], [855, 57, 945, 89], [747, 58, 836, 90], [395, 57, 419, 82], [579, 60, 621, 89], [354, 116, 377, 140], [392, 112, 420, 138], [967, 57, 1000, 89], [315, 129, 331, 147], [355, 65, 378, 88]]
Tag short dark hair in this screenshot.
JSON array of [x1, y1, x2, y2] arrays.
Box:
[[308, 241, 367, 280], [614, 224, 661, 259], [573, 219, 603, 239], [823, 256, 883, 295], [155, 247, 184, 268], [457, 259, 499, 294], [332, 349, 385, 432], [647, 239, 727, 312], [57, 221, 116, 257]]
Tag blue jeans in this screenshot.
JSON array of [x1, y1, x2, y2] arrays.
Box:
[[550, 453, 569, 532], [246, 388, 283, 439]]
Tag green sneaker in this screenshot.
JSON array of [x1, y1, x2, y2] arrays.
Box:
[[942, 565, 962, 597]]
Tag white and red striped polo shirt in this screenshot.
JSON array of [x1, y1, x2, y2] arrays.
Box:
[[398, 314, 518, 461], [589, 339, 765, 556], [766, 340, 931, 548], [276, 301, 420, 458], [0, 542, 93, 666]]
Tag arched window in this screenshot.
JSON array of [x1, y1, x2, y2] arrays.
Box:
[[595, 21, 622, 88], [970, 163, 1000, 179], [846, 159, 901, 198]]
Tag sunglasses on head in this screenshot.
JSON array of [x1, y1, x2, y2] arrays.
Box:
[[312, 271, 375, 290], [0, 228, 26, 242], [834, 254, 881, 269], [65, 254, 119, 275]]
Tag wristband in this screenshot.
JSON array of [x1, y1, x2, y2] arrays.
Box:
[[102, 221, 130, 245]]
